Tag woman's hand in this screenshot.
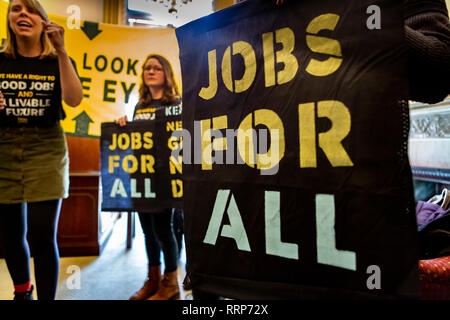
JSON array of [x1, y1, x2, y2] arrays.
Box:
[[42, 21, 66, 53], [0, 90, 4, 110], [115, 115, 128, 127], [276, 0, 287, 5], [43, 20, 83, 107]]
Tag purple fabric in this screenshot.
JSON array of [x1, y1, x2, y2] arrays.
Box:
[[416, 200, 450, 228]]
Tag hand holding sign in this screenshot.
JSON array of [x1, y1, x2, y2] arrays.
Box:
[[114, 115, 128, 127]]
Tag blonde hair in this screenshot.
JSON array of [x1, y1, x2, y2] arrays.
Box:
[[1, 0, 56, 59], [139, 54, 180, 106]]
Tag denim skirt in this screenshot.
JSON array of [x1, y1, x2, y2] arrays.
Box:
[[0, 123, 69, 204]]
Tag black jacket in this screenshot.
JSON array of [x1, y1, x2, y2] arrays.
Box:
[[404, 0, 450, 103]]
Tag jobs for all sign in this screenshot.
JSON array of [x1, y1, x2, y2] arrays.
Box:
[[176, 0, 420, 299], [100, 116, 183, 212]]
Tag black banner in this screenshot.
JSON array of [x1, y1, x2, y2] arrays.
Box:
[[176, 0, 420, 299], [100, 117, 183, 212]]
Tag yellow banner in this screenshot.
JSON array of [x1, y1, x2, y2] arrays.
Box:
[[0, 1, 181, 138]]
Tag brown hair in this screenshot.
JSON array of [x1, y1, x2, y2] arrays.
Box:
[[1, 0, 56, 59], [139, 54, 180, 106]]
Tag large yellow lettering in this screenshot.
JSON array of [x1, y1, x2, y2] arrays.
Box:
[[108, 155, 120, 173], [143, 132, 153, 149], [237, 109, 285, 170], [123, 155, 138, 173], [237, 113, 255, 168], [117, 133, 130, 150], [262, 32, 276, 87], [275, 28, 299, 85], [263, 28, 299, 87], [169, 155, 183, 174], [166, 121, 175, 132], [221, 46, 233, 92], [221, 42, 257, 93], [109, 133, 118, 151], [199, 14, 343, 99], [166, 121, 183, 132], [299, 101, 353, 167], [212, 115, 228, 152], [233, 41, 257, 93], [140, 154, 155, 173], [201, 118, 212, 170], [298, 102, 317, 168], [317, 100, 353, 167], [201, 115, 228, 171], [255, 109, 285, 170], [168, 136, 183, 151], [171, 179, 183, 198], [305, 14, 342, 76], [199, 50, 218, 100], [131, 132, 142, 150]]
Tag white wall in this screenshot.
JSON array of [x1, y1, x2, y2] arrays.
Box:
[[39, 0, 104, 23]]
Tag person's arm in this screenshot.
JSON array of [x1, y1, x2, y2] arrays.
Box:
[[43, 21, 83, 107], [276, 0, 286, 4], [405, 9, 450, 103], [0, 90, 4, 110], [405, 11, 450, 70]]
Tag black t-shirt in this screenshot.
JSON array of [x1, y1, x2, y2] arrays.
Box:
[[132, 98, 182, 122], [0, 52, 64, 127]]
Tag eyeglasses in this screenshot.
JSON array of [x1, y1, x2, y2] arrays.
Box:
[[143, 65, 164, 73]]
